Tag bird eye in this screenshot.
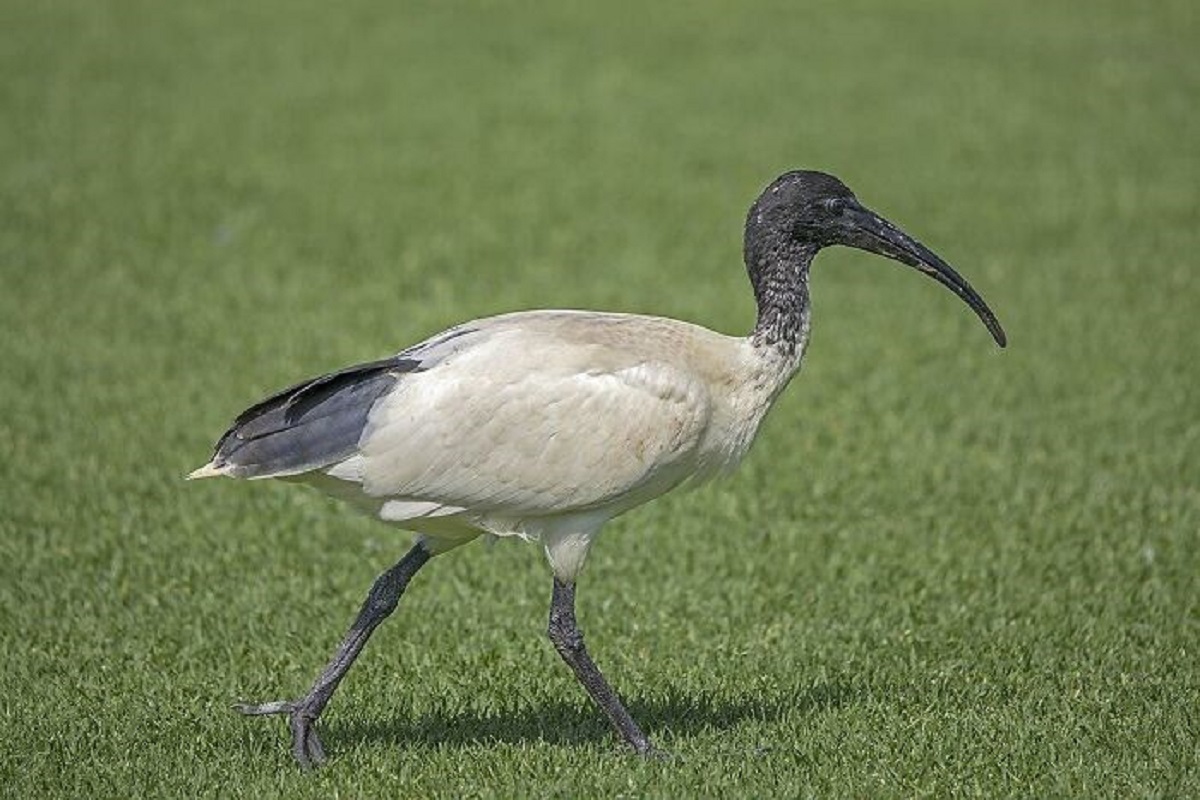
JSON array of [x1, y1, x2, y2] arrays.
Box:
[[823, 197, 846, 216]]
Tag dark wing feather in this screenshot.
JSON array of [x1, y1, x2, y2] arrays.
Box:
[[208, 357, 422, 478]]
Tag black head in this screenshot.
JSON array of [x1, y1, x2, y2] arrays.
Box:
[[745, 170, 1006, 347]]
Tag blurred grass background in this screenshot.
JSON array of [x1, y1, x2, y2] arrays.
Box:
[[1, 0, 1196, 796]]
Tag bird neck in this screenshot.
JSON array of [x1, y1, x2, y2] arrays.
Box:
[[747, 240, 816, 357]]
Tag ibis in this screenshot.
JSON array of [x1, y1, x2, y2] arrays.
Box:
[[190, 169, 1006, 767]]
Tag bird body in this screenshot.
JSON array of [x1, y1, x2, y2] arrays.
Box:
[[190, 170, 1006, 767], [193, 309, 807, 579]]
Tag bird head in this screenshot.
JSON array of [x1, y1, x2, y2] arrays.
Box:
[[745, 170, 1007, 347]]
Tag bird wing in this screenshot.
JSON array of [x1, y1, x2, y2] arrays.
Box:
[[197, 324, 482, 479], [350, 316, 715, 518]]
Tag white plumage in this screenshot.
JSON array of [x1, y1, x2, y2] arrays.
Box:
[[221, 311, 803, 579]]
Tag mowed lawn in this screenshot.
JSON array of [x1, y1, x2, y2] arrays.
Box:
[[1, 1, 1196, 796]]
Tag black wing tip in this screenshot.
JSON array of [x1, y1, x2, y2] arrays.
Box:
[[198, 355, 420, 480]]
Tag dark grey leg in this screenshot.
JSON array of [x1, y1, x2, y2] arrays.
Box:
[[547, 578, 654, 756], [237, 542, 433, 768]]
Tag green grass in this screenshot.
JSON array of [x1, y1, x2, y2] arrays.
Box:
[[2, 0, 1197, 796]]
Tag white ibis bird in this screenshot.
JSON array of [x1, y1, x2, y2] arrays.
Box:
[[190, 170, 1006, 767]]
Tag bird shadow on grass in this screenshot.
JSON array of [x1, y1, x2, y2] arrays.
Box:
[[322, 680, 860, 754]]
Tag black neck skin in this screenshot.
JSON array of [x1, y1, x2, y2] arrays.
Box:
[[747, 237, 817, 354]]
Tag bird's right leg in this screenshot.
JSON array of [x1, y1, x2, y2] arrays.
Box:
[[236, 541, 433, 768], [546, 577, 655, 756]]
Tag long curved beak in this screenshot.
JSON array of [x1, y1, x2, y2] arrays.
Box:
[[839, 203, 1007, 348]]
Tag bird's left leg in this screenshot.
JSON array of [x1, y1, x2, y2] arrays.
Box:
[[546, 577, 655, 756], [236, 541, 433, 768]]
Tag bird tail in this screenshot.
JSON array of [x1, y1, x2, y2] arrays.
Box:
[[186, 461, 228, 480]]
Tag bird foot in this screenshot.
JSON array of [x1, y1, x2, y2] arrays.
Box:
[[235, 698, 326, 768], [633, 741, 674, 762]]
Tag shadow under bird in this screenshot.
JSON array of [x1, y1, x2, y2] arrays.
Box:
[[190, 170, 1006, 767]]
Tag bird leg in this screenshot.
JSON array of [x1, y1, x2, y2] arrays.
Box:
[[546, 578, 654, 756], [236, 541, 433, 768]]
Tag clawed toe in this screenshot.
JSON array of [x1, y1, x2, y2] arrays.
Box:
[[645, 744, 674, 762], [289, 712, 325, 768], [235, 699, 295, 716], [235, 699, 326, 768]]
